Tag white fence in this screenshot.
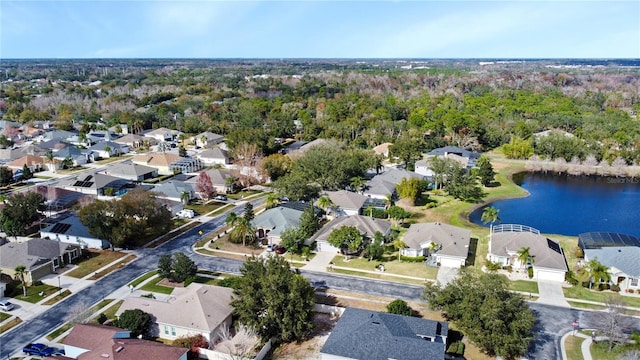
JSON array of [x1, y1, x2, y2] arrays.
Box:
[[492, 224, 540, 235]]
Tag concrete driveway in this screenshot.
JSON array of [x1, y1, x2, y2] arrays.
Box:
[[436, 266, 459, 286], [536, 281, 570, 307], [0, 298, 48, 322]]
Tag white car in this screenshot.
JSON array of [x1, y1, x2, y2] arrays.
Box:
[[176, 209, 195, 219], [0, 300, 15, 311]]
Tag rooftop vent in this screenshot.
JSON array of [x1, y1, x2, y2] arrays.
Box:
[[115, 346, 124, 353]]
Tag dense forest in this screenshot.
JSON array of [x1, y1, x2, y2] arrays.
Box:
[[1, 59, 639, 164]]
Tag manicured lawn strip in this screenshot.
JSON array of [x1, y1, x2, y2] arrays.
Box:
[[192, 275, 218, 285], [332, 256, 439, 280], [89, 254, 136, 280], [226, 190, 262, 200], [567, 301, 606, 310], [509, 280, 539, 294], [0, 317, 22, 333], [129, 270, 158, 287], [564, 335, 585, 360], [0, 312, 10, 321], [330, 268, 428, 285], [590, 340, 637, 360], [97, 300, 123, 322], [46, 323, 73, 341], [284, 253, 316, 262], [148, 221, 200, 248], [67, 250, 128, 278], [94, 155, 132, 165], [16, 284, 60, 303], [563, 287, 640, 308], [43, 289, 72, 305], [185, 202, 224, 215], [140, 277, 174, 294]]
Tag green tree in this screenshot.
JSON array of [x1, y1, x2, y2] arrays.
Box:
[[316, 196, 334, 212], [350, 176, 365, 193], [578, 259, 611, 289], [157, 254, 173, 280], [364, 232, 385, 261], [0, 166, 13, 186], [279, 227, 306, 254], [243, 202, 254, 222], [481, 206, 500, 230], [229, 217, 256, 246], [273, 171, 320, 201], [389, 135, 424, 168], [117, 309, 153, 337], [423, 269, 535, 359], [387, 205, 410, 225], [225, 212, 238, 227], [396, 177, 421, 205], [476, 155, 496, 186], [14, 265, 28, 297], [327, 226, 363, 256], [21, 164, 33, 181], [516, 247, 533, 270], [502, 137, 534, 160], [265, 192, 279, 209], [172, 253, 197, 283], [386, 299, 413, 316], [393, 239, 406, 261], [231, 256, 315, 343], [261, 153, 293, 181], [178, 144, 187, 157], [0, 191, 44, 237], [299, 205, 319, 238]]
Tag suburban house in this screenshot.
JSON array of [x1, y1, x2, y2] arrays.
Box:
[[153, 180, 197, 204], [363, 168, 423, 200], [320, 307, 448, 360], [0, 238, 81, 285], [372, 142, 393, 158], [285, 138, 331, 158], [487, 224, 568, 282], [144, 127, 179, 142], [190, 131, 224, 148], [186, 168, 235, 194], [61, 172, 132, 196], [51, 145, 88, 168], [401, 222, 471, 268], [196, 147, 229, 165], [132, 153, 182, 175], [306, 215, 391, 253], [87, 140, 130, 159], [323, 190, 369, 216], [5, 154, 45, 173], [252, 205, 306, 244], [117, 283, 234, 344], [104, 162, 158, 182], [578, 232, 640, 293], [56, 323, 188, 360], [41, 214, 111, 249], [415, 146, 481, 178], [115, 133, 153, 148]]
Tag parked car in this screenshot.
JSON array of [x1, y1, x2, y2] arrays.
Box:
[[0, 300, 15, 311], [23, 343, 55, 357], [214, 194, 227, 201], [266, 244, 274, 252], [176, 209, 195, 219], [274, 245, 286, 255]]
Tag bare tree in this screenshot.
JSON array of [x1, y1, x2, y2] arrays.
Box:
[[216, 323, 259, 360], [611, 157, 628, 177], [583, 154, 599, 176], [598, 295, 635, 351], [619, 350, 640, 360], [567, 156, 582, 176]]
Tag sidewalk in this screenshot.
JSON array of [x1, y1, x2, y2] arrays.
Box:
[[560, 330, 600, 360]]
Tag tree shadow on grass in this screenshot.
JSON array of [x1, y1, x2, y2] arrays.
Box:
[[466, 238, 479, 266]]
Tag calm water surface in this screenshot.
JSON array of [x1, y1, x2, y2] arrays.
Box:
[[469, 172, 640, 237]]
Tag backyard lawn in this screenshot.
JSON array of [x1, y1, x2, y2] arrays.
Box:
[[67, 250, 129, 278]]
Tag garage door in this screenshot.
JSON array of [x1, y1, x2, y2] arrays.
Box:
[[439, 257, 464, 268], [317, 241, 340, 253], [535, 268, 565, 282]]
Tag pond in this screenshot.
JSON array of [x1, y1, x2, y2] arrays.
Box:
[[468, 172, 640, 237]]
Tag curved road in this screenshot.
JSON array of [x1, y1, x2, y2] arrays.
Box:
[[1, 201, 636, 359]]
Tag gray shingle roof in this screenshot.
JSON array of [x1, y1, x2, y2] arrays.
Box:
[[321, 307, 447, 360], [403, 223, 471, 258], [585, 247, 640, 278], [252, 206, 304, 238], [106, 162, 157, 178], [325, 190, 368, 211], [491, 232, 568, 271], [0, 238, 79, 271], [306, 215, 391, 245]]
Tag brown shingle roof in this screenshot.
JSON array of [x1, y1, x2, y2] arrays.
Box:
[[132, 153, 181, 167]]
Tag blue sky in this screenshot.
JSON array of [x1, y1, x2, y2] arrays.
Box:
[[1, 1, 638, 59]]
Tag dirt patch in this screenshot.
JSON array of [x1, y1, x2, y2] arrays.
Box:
[[271, 312, 338, 360]]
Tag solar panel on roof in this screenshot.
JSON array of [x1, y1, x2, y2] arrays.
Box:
[[546, 238, 562, 254], [50, 223, 71, 234]]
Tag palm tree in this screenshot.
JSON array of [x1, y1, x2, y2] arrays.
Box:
[[350, 176, 365, 194], [225, 212, 238, 227], [384, 194, 395, 210], [14, 265, 28, 297], [393, 239, 407, 261], [229, 217, 257, 247], [44, 151, 55, 172], [265, 193, 279, 209], [180, 191, 191, 205], [481, 206, 500, 231], [579, 259, 611, 289], [516, 247, 533, 270], [317, 196, 334, 212]]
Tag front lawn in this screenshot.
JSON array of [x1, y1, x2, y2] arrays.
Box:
[[15, 283, 60, 303], [331, 256, 439, 280], [226, 190, 262, 200], [0, 312, 11, 321], [88, 254, 136, 280], [139, 277, 174, 294], [563, 287, 640, 308], [185, 201, 224, 215], [43, 289, 72, 305], [0, 318, 22, 334], [67, 250, 128, 278], [95, 300, 123, 323], [128, 270, 158, 287], [509, 280, 539, 294]]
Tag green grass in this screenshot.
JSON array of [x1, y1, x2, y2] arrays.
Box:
[[42, 289, 72, 305], [563, 287, 640, 308], [0, 312, 11, 321], [0, 318, 22, 334], [88, 254, 136, 280], [564, 335, 585, 360], [330, 268, 428, 285], [46, 323, 74, 341], [129, 270, 158, 287], [139, 277, 174, 294], [67, 250, 128, 278], [192, 275, 218, 285], [15, 284, 60, 303], [96, 300, 123, 322], [509, 280, 539, 293], [332, 255, 439, 280], [567, 301, 606, 310], [226, 190, 261, 200], [185, 201, 224, 215], [590, 340, 638, 360]]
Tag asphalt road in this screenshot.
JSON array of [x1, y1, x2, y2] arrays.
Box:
[[1, 200, 638, 359]]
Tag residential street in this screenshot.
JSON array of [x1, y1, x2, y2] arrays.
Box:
[[0, 201, 637, 359]]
